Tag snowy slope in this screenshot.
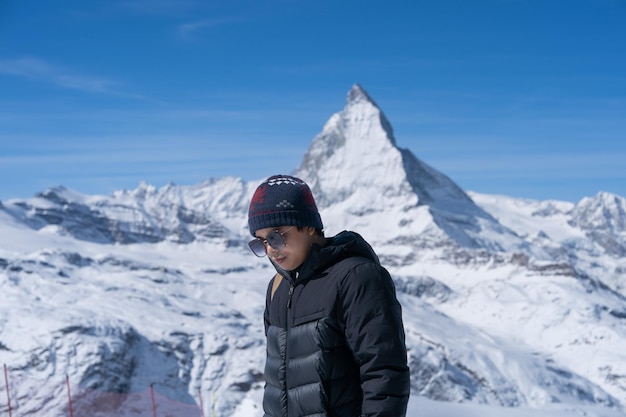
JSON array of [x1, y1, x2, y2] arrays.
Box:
[[1, 85, 626, 417], [470, 191, 626, 296]]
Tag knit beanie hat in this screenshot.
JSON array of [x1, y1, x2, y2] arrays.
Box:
[[248, 175, 323, 235]]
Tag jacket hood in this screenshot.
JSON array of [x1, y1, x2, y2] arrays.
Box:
[[298, 230, 380, 281]]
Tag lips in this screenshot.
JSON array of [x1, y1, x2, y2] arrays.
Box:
[[271, 255, 286, 264]]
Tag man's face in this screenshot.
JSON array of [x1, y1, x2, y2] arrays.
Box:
[[254, 226, 316, 271]]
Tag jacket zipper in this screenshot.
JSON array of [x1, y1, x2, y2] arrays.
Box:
[[287, 271, 297, 309], [285, 273, 296, 417], [287, 282, 294, 308]]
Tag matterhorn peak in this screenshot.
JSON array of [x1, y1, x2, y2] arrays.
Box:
[[342, 83, 396, 146], [347, 83, 376, 106], [294, 84, 400, 206], [295, 84, 472, 211], [295, 85, 529, 252]]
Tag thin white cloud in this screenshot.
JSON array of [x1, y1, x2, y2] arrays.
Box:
[[428, 151, 626, 181], [0, 134, 304, 165], [178, 17, 241, 40], [0, 56, 144, 99], [119, 0, 205, 15]]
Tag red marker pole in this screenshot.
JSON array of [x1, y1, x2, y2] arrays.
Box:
[[198, 389, 205, 417], [150, 384, 157, 417], [3, 364, 12, 417], [66, 374, 74, 417]]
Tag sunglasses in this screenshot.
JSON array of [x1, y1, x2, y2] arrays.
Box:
[[248, 227, 294, 257]]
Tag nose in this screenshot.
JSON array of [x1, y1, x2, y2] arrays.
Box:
[[265, 242, 278, 254]]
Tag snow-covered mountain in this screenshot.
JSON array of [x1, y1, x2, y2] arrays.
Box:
[[294, 85, 531, 255], [1, 84, 625, 417]]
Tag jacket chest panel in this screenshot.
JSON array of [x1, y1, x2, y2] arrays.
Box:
[[290, 274, 338, 327]]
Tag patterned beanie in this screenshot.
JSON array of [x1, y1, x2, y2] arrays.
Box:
[[248, 175, 323, 235]]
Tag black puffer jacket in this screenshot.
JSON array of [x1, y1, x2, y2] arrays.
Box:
[[263, 230, 410, 417]]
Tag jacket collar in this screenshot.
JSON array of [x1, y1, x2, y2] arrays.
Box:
[[273, 230, 380, 285]]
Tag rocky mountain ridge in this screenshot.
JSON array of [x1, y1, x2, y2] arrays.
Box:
[[1, 84, 625, 417]]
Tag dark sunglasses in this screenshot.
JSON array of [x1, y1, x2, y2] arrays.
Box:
[[248, 227, 294, 257]]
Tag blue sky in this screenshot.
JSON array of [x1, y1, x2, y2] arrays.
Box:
[[1, 0, 625, 202]]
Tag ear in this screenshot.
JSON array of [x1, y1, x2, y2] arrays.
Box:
[[306, 226, 316, 236]]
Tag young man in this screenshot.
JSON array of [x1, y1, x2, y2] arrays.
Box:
[[247, 174, 410, 417]]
